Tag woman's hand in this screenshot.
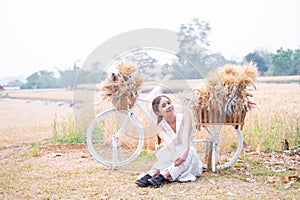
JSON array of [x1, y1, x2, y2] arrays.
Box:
[[174, 157, 186, 167]]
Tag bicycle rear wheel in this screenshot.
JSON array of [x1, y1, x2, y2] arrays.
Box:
[[195, 125, 243, 170], [212, 125, 243, 170], [87, 109, 144, 167]]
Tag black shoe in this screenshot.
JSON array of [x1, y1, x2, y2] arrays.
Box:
[[135, 174, 152, 187], [148, 174, 166, 187]]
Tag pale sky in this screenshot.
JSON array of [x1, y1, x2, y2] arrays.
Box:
[[1, 0, 300, 80]]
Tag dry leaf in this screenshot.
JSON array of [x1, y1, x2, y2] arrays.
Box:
[[243, 141, 251, 152], [267, 176, 281, 183], [281, 176, 290, 183], [267, 173, 300, 184], [81, 154, 89, 158]]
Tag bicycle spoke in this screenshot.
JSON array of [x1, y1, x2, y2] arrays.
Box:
[[112, 135, 118, 166]]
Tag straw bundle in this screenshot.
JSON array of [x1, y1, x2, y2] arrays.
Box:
[[102, 62, 143, 110], [193, 63, 258, 125], [194, 85, 210, 108]]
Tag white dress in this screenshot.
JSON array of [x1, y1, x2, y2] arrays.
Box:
[[151, 113, 202, 182]]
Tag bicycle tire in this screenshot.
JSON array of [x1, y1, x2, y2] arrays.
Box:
[[215, 126, 243, 170], [87, 108, 144, 167]]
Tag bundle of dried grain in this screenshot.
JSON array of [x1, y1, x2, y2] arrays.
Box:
[[193, 63, 258, 126], [102, 62, 143, 110]]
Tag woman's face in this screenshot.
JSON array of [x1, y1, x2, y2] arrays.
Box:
[[157, 96, 174, 118]]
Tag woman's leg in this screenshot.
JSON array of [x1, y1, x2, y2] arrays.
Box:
[[167, 147, 202, 181], [135, 169, 160, 187], [148, 169, 160, 177], [161, 169, 170, 179]]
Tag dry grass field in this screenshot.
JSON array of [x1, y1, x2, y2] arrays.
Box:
[[243, 83, 300, 151], [0, 79, 300, 199], [0, 89, 73, 149], [4, 88, 74, 101]]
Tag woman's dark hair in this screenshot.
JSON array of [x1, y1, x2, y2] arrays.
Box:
[[152, 95, 170, 144]]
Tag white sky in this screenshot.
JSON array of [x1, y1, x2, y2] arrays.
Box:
[[1, 0, 300, 80]]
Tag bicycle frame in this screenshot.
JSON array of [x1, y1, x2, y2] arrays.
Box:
[[128, 95, 157, 127]]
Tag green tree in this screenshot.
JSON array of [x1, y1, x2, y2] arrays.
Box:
[[56, 61, 105, 89], [57, 68, 78, 89], [75, 69, 103, 85], [115, 49, 158, 81], [245, 52, 268, 72], [254, 48, 271, 72], [176, 18, 212, 78], [270, 48, 297, 75], [206, 53, 227, 69], [21, 70, 58, 89], [292, 48, 300, 74]]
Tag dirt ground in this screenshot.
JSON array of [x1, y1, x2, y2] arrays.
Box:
[[1, 142, 299, 199], [0, 87, 299, 199]]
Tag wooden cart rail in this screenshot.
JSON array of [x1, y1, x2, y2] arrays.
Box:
[[192, 106, 246, 130]]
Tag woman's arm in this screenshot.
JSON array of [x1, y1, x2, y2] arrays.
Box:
[[157, 125, 178, 162], [180, 113, 192, 161]]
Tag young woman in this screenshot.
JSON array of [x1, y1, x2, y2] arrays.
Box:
[[135, 95, 202, 187]]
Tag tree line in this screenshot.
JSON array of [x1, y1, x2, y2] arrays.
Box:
[[8, 18, 300, 89], [19, 65, 105, 90]]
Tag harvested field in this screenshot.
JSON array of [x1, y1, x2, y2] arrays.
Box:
[[0, 96, 72, 149], [0, 80, 300, 199]]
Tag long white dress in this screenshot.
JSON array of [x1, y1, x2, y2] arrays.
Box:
[[151, 113, 202, 182]]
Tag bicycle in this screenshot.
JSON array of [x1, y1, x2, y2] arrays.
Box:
[[86, 89, 244, 171]]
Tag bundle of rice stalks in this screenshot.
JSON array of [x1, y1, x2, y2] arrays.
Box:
[[102, 62, 143, 110], [236, 63, 258, 85], [218, 64, 239, 86], [118, 62, 137, 76], [228, 63, 258, 113], [194, 85, 211, 108], [207, 71, 222, 92], [194, 63, 258, 115]]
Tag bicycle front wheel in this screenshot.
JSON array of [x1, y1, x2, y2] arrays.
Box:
[[87, 109, 144, 167]]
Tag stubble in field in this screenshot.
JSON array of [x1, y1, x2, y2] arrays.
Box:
[[0, 99, 72, 149]]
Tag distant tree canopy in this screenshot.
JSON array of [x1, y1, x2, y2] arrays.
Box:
[[176, 18, 211, 78], [245, 52, 268, 72], [269, 47, 300, 76], [56, 64, 102, 89], [175, 18, 229, 79], [21, 70, 58, 89], [115, 49, 158, 81], [21, 66, 105, 90]]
